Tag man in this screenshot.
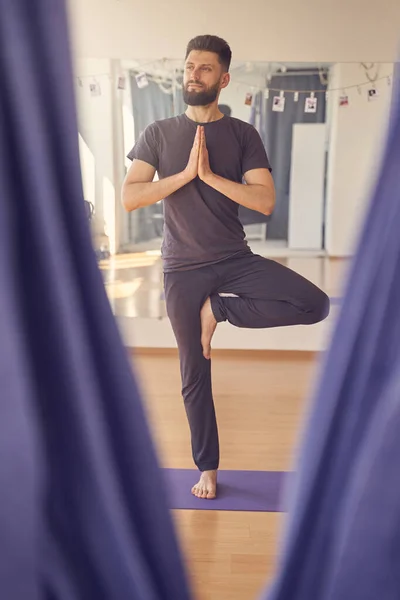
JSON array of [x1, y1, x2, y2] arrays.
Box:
[[122, 35, 330, 500]]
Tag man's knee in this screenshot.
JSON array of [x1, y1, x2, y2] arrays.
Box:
[[309, 290, 330, 324]]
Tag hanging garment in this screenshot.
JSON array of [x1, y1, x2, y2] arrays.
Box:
[[0, 2, 191, 599], [264, 63, 400, 600]]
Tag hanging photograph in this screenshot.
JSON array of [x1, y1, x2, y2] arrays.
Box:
[[135, 72, 149, 89], [245, 92, 253, 106], [305, 96, 318, 113], [89, 82, 101, 97], [294, 92, 299, 102], [272, 96, 285, 112], [117, 76, 126, 90], [367, 88, 379, 102], [339, 95, 349, 107]]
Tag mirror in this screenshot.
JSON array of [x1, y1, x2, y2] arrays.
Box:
[[75, 59, 393, 324]]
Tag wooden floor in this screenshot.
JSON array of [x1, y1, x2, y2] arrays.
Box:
[[132, 349, 322, 600]]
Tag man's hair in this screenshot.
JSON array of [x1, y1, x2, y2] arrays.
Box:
[[185, 35, 232, 72]]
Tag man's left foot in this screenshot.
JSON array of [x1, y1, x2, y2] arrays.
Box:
[[200, 297, 217, 360], [191, 470, 217, 499]]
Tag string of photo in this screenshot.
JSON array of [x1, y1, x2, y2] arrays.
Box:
[[242, 74, 392, 113], [76, 71, 392, 113]]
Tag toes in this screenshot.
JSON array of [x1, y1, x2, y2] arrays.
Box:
[[192, 485, 203, 498], [193, 486, 206, 499], [192, 481, 217, 499]]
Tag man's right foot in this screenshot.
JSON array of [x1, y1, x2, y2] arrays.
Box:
[[191, 470, 217, 499], [200, 297, 217, 360]]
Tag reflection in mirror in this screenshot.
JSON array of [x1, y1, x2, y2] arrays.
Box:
[[75, 58, 393, 325]]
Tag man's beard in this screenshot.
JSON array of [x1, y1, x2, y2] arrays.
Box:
[[183, 81, 220, 106]]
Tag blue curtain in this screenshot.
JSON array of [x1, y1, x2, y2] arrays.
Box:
[[130, 74, 174, 139], [0, 2, 191, 599], [128, 72, 186, 245], [264, 64, 400, 600]]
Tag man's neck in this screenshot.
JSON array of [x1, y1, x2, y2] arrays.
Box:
[[185, 104, 224, 123]]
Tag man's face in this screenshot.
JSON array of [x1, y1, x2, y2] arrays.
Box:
[[183, 50, 230, 106]]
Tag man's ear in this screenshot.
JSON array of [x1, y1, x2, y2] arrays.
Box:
[[221, 72, 230, 90]]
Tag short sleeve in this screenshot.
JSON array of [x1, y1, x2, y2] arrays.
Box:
[[242, 126, 272, 175], [127, 124, 159, 170]]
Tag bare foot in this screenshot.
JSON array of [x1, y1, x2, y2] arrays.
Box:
[[200, 297, 217, 360], [191, 470, 217, 499]]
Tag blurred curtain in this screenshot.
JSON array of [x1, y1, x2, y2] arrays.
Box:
[[263, 63, 400, 600], [0, 2, 191, 599]]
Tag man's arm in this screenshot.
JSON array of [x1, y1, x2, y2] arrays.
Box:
[[122, 125, 201, 212], [121, 159, 191, 212], [198, 125, 275, 216], [202, 168, 275, 216]]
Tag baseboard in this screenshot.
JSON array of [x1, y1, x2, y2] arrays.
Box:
[[117, 315, 335, 352], [129, 347, 319, 361]]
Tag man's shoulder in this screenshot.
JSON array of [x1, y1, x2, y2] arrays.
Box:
[[224, 117, 260, 143], [149, 114, 187, 132], [225, 116, 257, 133]]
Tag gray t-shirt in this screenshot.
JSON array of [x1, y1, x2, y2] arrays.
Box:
[[127, 114, 271, 272]]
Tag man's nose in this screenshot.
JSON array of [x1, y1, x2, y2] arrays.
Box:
[[191, 69, 201, 81]]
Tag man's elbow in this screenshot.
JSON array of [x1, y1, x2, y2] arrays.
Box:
[[261, 193, 276, 216], [121, 183, 138, 212]]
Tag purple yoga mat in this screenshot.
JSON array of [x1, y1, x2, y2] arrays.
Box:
[[162, 469, 290, 512]]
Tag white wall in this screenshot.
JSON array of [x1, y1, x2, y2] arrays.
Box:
[[289, 123, 326, 250], [219, 83, 253, 122], [67, 0, 400, 63], [75, 58, 128, 254], [325, 62, 394, 256], [75, 59, 113, 243]]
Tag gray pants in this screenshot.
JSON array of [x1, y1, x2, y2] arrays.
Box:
[[164, 252, 330, 472]]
